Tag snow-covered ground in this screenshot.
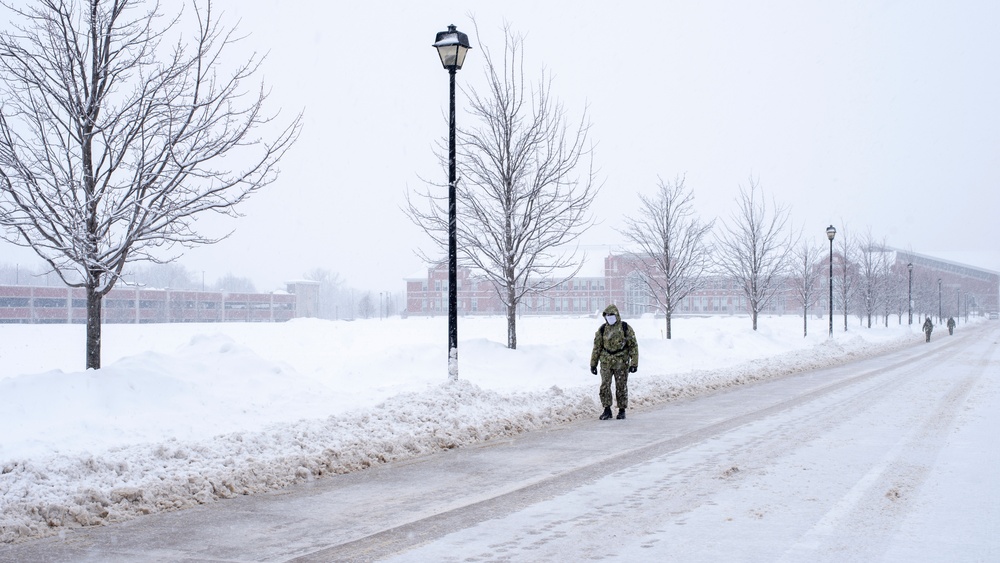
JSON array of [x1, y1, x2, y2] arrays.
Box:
[[0, 314, 934, 543]]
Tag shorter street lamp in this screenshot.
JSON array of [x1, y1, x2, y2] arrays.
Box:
[[907, 263, 913, 325], [827, 225, 836, 337], [956, 287, 960, 324], [938, 278, 942, 323]]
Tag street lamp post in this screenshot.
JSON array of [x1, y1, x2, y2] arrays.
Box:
[[827, 225, 836, 337], [956, 287, 960, 324], [938, 278, 942, 324], [907, 263, 913, 325], [433, 24, 471, 381]]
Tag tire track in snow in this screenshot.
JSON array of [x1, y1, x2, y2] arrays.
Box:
[[777, 331, 993, 562], [295, 332, 984, 562]]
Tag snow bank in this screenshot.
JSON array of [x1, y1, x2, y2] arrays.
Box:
[[0, 316, 921, 543]]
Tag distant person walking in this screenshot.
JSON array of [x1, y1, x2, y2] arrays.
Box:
[[947, 316, 956, 335], [590, 304, 638, 420], [923, 316, 934, 342]]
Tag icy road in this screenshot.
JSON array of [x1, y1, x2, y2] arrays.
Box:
[[4, 325, 998, 562]]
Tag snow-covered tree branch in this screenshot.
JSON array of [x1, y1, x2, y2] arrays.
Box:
[[790, 240, 823, 337], [714, 177, 794, 330], [0, 0, 302, 368], [619, 175, 713, 339]]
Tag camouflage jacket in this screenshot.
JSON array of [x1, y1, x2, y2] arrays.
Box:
[[590, 304, 638, 370]]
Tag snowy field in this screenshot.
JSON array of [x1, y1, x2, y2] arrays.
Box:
[[0, 313, 930, 543]]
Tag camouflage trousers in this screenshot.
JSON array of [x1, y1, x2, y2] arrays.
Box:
[[599, 362, 629, 409]]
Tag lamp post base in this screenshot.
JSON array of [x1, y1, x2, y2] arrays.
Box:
[[448, 347, 459, 381]]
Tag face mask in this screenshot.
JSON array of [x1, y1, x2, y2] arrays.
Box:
[[606, 314, 618, 325]]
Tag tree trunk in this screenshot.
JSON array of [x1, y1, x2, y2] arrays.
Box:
[[665, 312, 672, 340], [803, 306, 808, 337], [86, 274, 102, 370], [752, 309, 759, 331], [506, 284, 517, 349]]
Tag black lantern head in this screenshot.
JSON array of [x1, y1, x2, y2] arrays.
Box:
[[433, 24, 472, 70]]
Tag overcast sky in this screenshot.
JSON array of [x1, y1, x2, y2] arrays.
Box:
[[2, 0, 998, 292]]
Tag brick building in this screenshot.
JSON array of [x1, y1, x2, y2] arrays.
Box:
[[404, 249, 1000, 320]]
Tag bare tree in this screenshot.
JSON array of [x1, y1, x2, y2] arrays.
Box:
[[358, 292, 375, 319], [856, 229, 889, 328], [406, 23, 598, 349], [790, 240, 823, 337], [0, 0, 301, 368], [133, 263, 199, 290], [0, 261, 44, 285], [384, 291, 398, 317], [214, 273, 256, 293], [714, 178, 794, 331], [620, 175, 713, 339], [304, 268, 344, 320], [835, 223, 858, 332], [884, 252, 908, 326], [912, 269, 937, 322]]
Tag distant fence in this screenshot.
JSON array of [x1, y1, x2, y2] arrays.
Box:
[[0, 285, 296, 324]]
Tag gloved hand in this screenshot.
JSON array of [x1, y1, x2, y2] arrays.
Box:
[[629, 366, 637, 373], [590, 366, 598, 375]]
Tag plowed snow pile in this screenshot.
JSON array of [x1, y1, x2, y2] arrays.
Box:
[[0, 315, 919, 542]]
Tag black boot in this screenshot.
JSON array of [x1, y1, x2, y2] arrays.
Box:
[[616, 408, 626, 420], [599, 407, 612, 420]]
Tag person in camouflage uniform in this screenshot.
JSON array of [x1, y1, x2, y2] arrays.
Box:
[[590, 304, 638, 420]]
